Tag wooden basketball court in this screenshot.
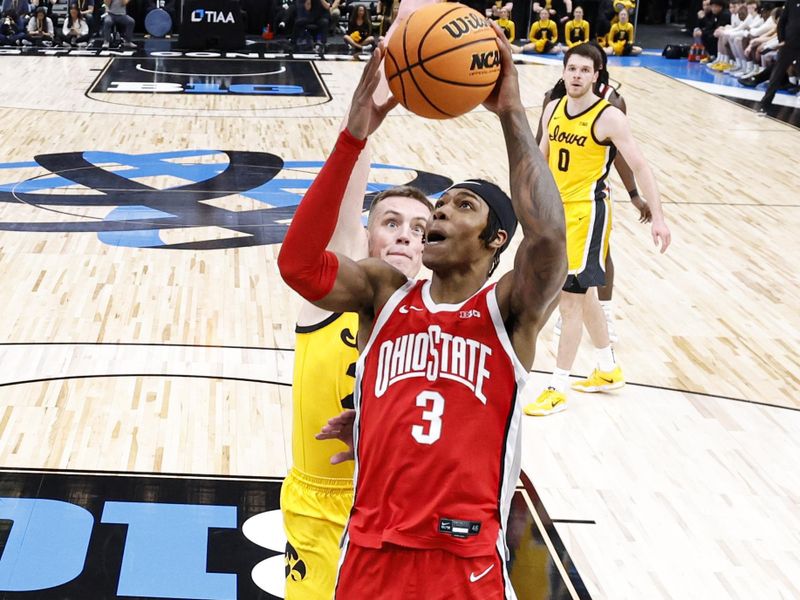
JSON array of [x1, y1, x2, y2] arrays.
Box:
[[0, 54, 798, 599]]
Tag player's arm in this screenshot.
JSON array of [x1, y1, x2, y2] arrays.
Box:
[[535, 89, 553, 144], [278, 46, 403, 314], [607, 94, 651, 223], [596, 106, 671, 251], [483, 23, 567, 368], [538, 98, 558, 159]]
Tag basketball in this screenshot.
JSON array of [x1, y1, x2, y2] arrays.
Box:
[[384, 3, 501, 120]]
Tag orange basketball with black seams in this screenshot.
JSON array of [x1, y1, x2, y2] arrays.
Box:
[[384, 2, 501, 120]]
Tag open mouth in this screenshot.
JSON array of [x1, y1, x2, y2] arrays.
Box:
[[426, 232, 446, 244]]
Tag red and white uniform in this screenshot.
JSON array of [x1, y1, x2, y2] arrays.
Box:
[[338, 279, 527, 597]]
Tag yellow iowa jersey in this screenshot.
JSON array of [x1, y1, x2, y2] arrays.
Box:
[[565, 19, 589, 46], [529, 19, 557, 41], [610, 21, 634, 42], [497, 17, 515, 42], [547, 95, 617, 203], [292, 312, 357, 479]]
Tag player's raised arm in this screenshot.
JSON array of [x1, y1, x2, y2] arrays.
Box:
[[483, 23, 567, 367], [277, 45, 403, 313]]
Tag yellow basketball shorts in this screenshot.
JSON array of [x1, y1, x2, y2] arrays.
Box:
[[281, 467, 354, 600], [564, 197, 612, 288]]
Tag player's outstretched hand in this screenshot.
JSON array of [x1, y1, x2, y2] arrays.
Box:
[[315, 409, 356, 464], [482, 20, 522, 116], [346, 42, 399, 140], [651, 219, 671, 253], [632, 196, 652, 223]]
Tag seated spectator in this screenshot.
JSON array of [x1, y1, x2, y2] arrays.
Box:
[[698, 0, 731, 60], [757, 0, 799, 113], [486, 0, 512, 19], [291, 0, 328, 53], [521, 7, 558, 53], [326, 0, 340, 33], [24, 5, 53, 44], [273, 0, 294, 35], [59, 3, 88, 45], [0, 11, 25, 43], [737, 6, 781, 78], [595, 0, 615, 45], [711, 0, 762, 72], [343, 3, 373, 52], [376, 0, 397, 35], [496, 6, 515, 41], [2, 0, 30, 30], [73, 0, 95, 37], [564, 5, 589, 48], [606, 7, 640, 55], [101, 0, 136, 48]]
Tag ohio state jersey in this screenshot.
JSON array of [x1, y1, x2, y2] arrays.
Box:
[[346, 279, 528, 558]]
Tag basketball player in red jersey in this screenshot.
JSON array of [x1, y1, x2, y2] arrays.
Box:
[[278, 26, 567, 600]]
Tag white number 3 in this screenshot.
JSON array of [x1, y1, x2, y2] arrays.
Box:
[[411, 391, 445, 445]]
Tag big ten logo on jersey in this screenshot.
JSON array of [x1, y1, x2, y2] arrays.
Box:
[[375, 325, 492, 404], [0, 470, 290, 599]]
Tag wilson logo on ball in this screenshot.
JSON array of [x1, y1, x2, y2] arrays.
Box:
[[441, 13, 488, 39], [470, 50, 500, 71]]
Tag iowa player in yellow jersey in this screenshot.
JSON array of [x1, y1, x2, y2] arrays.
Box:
[[282, 131, 431, 597], [525, 42, 671, 417]]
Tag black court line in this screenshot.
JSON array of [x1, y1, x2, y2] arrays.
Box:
[[1, 341, 795, 413], [520, 470, 593, 600], [529, 368, 800, 414], [551, 519, 596, 525], [0, 373, 292, 389], [644, 66, 800, 132]]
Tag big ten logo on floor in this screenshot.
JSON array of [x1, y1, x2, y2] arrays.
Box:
[[0, 470, 288, 599], [92, 58, 326, 96], [0, 150, 452, 250]]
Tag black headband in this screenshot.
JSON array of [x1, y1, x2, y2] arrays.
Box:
[[446, 179, 518, 253]]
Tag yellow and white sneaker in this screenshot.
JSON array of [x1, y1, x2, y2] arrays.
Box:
[[571, 366, 625, 393], [524, 388, 567, 416]]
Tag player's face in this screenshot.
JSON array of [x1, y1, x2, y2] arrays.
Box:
[[563, 55, 598, 98], [367, 196, 430, 278], [422, 189, 494, 272]]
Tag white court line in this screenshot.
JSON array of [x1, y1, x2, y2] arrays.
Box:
[[135, 63, 287, 77]]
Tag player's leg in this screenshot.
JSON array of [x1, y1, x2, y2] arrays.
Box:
[[597, 249, 618, 342]]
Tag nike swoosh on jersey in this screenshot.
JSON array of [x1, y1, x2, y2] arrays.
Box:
[[469, 564, 495, 583], [398, 305, 423, 314]]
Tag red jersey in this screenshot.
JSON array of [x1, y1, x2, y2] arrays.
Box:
[[346, 279, 527, 558]]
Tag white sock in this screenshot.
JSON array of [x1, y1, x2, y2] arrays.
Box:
[[599, 300, 613, 318], [596, 346, 616, 372], [549, 368, 571, 393]]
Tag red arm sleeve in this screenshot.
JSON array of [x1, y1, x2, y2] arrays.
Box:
[[277, 128, 368, 301]]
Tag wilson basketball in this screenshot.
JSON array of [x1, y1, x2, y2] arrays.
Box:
[[384, 3, 501, 119]]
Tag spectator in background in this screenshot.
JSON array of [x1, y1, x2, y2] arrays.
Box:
[[738, 6, 782, 79], [73, 0, 95, 37], [729, 3, 773, 74], [606, 7, 641, 54], [486, 0, 513, 19], [711, 0, 762, 72], [343, 3, 373, 52], [522, 7, 558, 53], [699, 0, 731, 59], [0, 10, 25, 43], [496, 6, 515, 41], [564, 5, 589, 48], [758, 0, 800, 114], [291, 0, 328, 53], [101, 0, 135, 48], [24, 5, 54, 44], [59, 3, 88, 45], [2, 0, 30, 30], [326, 0, 340, 34]]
